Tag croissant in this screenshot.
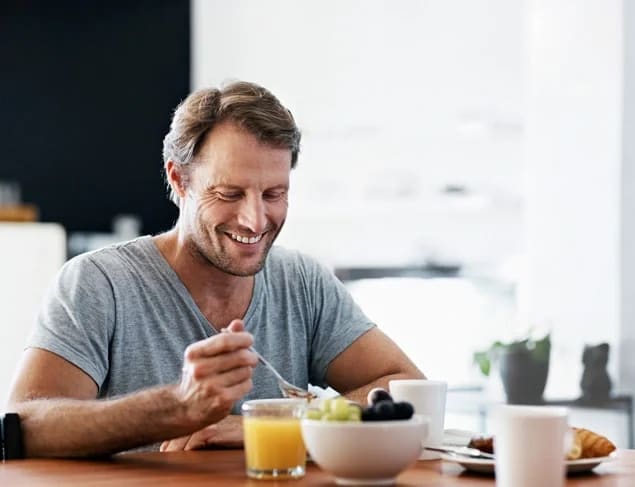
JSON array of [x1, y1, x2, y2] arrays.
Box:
[[570, 427, 616, 459], [469, 427, 615, 460]]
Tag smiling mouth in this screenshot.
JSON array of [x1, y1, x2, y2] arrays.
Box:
[[228, 232, 264, 244]]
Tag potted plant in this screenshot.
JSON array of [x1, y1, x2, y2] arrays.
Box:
[[473, 333, 551, 404]]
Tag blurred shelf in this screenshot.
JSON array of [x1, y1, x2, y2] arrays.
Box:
[[0, 204, 38, 222], [335, 263, 462, 281]]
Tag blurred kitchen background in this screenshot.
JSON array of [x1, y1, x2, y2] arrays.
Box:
[[2, 0, 634, 446]]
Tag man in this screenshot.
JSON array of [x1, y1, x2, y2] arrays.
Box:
[[8, 81, 424, 457]]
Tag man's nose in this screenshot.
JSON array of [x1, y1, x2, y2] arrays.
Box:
[[236, 196, 266, 233]]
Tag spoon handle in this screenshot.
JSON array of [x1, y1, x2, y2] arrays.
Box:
[[424, 446, 495, 459], [249, 346, 286, 382]]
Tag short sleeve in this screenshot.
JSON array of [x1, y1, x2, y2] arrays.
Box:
[[306, 258, 376, 387], [27, 254, 116, 391]]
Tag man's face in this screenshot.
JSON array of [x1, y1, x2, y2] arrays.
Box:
[[180, 122, 291, 276]]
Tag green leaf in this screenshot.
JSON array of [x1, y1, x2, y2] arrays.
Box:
[[472, 332, 552, 376], [473, 351, 491, 376], [531, 333, 551, 362]]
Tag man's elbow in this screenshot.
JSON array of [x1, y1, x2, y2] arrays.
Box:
[[398, 368, 426, 380], [385, 366, 426, 382]]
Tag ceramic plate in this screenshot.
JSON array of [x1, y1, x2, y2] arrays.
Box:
[[440, 452, 617, 475]]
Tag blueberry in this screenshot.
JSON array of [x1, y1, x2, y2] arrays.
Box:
[[394, 401, 414, 420], [373, 399, 397, 419], [361, 407, 380, 421], [367, 388, 393, 406]]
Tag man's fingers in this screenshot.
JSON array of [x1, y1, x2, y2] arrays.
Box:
[[160, 424, 219, 452], [185, 332, 253, 360], [198, 365, 254, 389], [221, 376, 254, 400], [160, 434, 190, 452], [189, 349, 258, 379], [184, 425, 218, 450], [177, 323, 254, 428], [226, 319, 245, 333]]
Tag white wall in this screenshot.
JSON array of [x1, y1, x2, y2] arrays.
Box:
[[192, 0, 525, 268], [0, 223, 66, 407], [621, 0, 635, 399], [521, 0, 624, 397], [192, 1, 635, 405]]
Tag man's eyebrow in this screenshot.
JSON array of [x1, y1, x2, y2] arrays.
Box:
[[202, 184, 242, 192], [202, 183, 289, 192]]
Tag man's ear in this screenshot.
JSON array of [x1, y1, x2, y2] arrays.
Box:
[[165, 160, 187, 199]]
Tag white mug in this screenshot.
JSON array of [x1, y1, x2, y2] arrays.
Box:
[[389, 379, 447, 460], [493, 405, 569, 487]]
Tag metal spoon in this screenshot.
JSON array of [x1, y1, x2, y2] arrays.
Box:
[[425, 446, 496, 460], [249, 346, 315, 400], [220, 327, 315, 400]]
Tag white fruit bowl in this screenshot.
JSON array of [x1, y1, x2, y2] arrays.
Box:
[[300, 416, 427, 485]]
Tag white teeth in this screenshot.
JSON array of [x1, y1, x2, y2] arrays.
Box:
[[230, 233, 263, 244]]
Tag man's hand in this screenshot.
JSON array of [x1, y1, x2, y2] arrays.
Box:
[[160, 415, 244, 451], [160, 424, 219, 451], [177, 320, 258, 429]]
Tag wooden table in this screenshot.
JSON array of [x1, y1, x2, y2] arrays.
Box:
[[1, 449, 634, 486]]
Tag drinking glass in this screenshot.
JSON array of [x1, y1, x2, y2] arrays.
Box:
[[242, 398, 307, 480]]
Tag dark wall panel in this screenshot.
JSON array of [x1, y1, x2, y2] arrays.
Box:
[[0, 0, 188, 233]]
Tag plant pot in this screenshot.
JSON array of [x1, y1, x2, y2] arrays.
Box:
[[498, 348, 549, 404]]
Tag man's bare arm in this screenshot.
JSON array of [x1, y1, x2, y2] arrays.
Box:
[[8, 322, 257, 458], [325, 327, 425, 404], [12, 382, 193, 457]]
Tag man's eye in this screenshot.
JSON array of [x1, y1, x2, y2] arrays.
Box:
[[264, 192, 285, 201], [217, 192, 241, 200]]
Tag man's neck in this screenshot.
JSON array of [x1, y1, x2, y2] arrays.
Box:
[[152, 230, 254, 328]]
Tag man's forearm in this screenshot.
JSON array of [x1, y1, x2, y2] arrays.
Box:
[[12, 385, 197, 457], [341, 371, 426, 405]]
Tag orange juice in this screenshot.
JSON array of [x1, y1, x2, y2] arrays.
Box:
[[243, 416, 306, 477]]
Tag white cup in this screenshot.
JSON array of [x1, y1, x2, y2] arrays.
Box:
[[493, 405, 568, 487], [389, 379, 447, 460]]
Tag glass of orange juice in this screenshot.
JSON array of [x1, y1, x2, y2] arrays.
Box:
[[242, 398, 307, 479]]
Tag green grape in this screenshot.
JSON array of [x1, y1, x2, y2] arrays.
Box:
[[310, 397, 365, 422], [347, 406, 362, 422], [320, 399, 332, 413], [305, 409, 323, 420], [330, 397, 350, 420]]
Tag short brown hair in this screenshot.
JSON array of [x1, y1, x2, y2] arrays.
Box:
[[163, 80, 301, 205]]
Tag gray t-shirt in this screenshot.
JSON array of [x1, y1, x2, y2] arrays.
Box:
[[28, 236, 375, 412]]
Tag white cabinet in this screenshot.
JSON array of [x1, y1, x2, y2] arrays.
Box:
[[0, 223, 66, 407]]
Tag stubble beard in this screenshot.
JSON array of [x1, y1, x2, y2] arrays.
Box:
[[188, 220, 284, 277]]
